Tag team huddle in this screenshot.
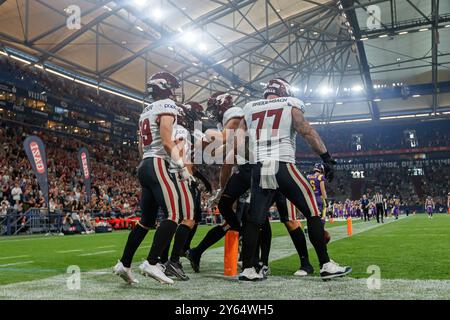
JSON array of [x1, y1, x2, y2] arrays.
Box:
[[112, 71, 352, 284]]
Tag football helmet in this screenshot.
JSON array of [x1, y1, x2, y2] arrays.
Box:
[[263, 78, 293, 99], [313, 163, 325, 174], [206, 92, 234, 124], [176, 102, 205, 131], [146, 72, 180, 101]]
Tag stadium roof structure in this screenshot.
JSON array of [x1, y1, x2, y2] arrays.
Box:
[[0, 0, 450, 122]]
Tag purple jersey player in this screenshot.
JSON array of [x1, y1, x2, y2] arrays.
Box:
[[425, 196, 434, 219], [307, 163, 328, 224]]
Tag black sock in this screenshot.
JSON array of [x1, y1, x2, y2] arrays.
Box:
[[120, 224, 149, 268], [253, 230, 261, 268], [147, 220, 177, 265], [183, 224, 198, 252], [306, 216, 330, 267], [170, 224, 191, 263], [160, 241, 170, 264], [288, 227, 310, 266], [194, 225, 226, 256], [259, 219, 272, 266], [242, 221, 260, 269]]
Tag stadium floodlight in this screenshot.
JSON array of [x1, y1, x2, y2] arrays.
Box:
[[198, 43, 208, 52], [351, 85, 363, 92], [445, 25, 450, 28], [360, 37, 368, 41], [378, 34, 388, 38], [181, 30, 198, 44], [419, 28, 428, 32], [291, 86, 300, 93], [412, 94, 421, 98], [167, 46, 174, 51], [152, 8, 163, 20], [135, 26, 144, 32], [399, 31, 408, 35], [336, 102, 343, 105], [373, 98, 381, 102], [319, 86, 332, 96], [134, 0, 148, 7]]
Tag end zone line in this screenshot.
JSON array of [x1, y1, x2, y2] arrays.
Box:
[[0, 255, 31, 260], [79, 250, 116, 257], [55, 249, 83, 254], [0, 261, 34, 268]]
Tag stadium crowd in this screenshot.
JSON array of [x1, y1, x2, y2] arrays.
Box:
[[0, 57, 141, 121]]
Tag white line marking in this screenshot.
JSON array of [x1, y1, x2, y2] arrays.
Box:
[[0, 261, 34, 267], [0, 255, 30, 260], [96, 245, 116, 249], [79, 250, 116, 257], [55, 249, 83, 254]]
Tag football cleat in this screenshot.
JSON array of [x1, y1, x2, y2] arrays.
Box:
[[112, 261, 139, 284], [293, 264, 314, 277], [239, 267, 264, 281], [164, 260, 190, 281], [186, 249, 201, 273], [320, 260, 352, 280], [139, 260, 174, 285]]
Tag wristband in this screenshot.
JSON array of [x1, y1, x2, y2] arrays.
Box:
[[320, 152, 332, 163]]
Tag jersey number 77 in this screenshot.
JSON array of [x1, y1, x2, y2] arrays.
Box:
[[251, 108, 283, 140]]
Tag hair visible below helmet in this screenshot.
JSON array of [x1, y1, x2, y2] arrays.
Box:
[[263, 78, 293, 99], [147, 72, 180, 101], [206, 92, 234, 123], [184, 102, 205, 131], [314, 163, 325, 173]]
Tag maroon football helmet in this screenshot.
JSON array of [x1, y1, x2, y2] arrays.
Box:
[[176, 102, 205, 131], [206, 92, 234, 124], [147, 72, 180, 101], [263, 78, 293, 99]]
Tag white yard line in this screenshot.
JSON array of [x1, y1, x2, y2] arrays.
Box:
[[78, 250, 116, 257], [55, 249, 83, 254], [0, 255, 30, 260], [96, 245, 116, 249], [4, 215, 447, 301], [0, 261, 34, 268]]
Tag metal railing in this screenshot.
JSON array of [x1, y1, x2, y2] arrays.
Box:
[[0, 208, 64, 236]]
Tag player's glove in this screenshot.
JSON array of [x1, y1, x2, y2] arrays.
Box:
[[320, 152, 337, 182], [174, 159, 196, 184], [208, 188, 223, 208], [179, 166, 196, 184]]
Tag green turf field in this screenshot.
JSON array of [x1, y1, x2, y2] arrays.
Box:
[[0, 214, 449, 300]]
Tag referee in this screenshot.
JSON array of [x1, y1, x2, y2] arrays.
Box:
[[373, 192, 384, 223]]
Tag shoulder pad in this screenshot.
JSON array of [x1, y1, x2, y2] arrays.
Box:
[[223, 107, 244, 126], [153, 99, 178, 115], [287, 97, 305, 113]]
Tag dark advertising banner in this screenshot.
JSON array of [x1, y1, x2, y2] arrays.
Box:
[[77, 147, 92, 203], [23, 136, 49, 207]]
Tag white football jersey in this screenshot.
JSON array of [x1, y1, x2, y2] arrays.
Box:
[[222, 106, 244, 127], [139, 98, 179, 161], [243, 97, 305, 163], [169, 125, 192, 173]]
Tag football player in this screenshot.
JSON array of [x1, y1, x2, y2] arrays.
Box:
[[425, 196, 434, 219], [113, 72, 195, 284], [238, 78, 352, 281], [187, 93, 313, 277], [307, 163, 328, 224]]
